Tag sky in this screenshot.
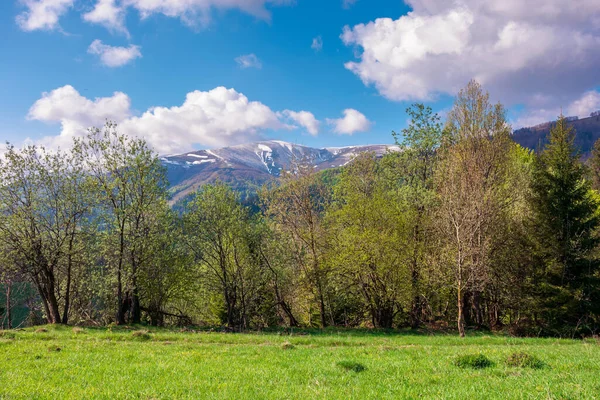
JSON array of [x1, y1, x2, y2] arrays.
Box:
[[1, 0, 600, 155]]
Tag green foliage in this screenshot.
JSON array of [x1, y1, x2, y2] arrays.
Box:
[[454, 354, 494, 369], [337, 360, 366, 372], [3, 82, 600, 337], [529, 115, 600, 333], [132, 330, 151, 341], [505, 352, 545, 369]]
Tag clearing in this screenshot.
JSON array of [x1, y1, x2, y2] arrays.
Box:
[[0, 326, 599, 399]]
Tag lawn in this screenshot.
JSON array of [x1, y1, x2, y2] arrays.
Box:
[[1, 326, 599, 399]]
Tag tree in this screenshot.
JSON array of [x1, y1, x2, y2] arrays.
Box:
[[77, 122, 168, 324], [254, 214, 300, 327], [386, 103, 444, 328], [589, 138, 600, 191], [529, 116, 600, 334], [185, 183, 265, 330], [265, 159, 332, 327], [0, 144, 91, 324], [436, 80, 512, 336], [328, 152, 411, 328], [137, 208, 194, 326]]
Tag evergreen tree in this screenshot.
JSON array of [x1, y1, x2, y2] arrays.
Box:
[[530, 115, 600, 334]]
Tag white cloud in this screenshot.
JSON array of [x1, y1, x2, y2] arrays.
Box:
[[120, 87, 284, 153], [16, 0, 74, 31], [311, 36, 323, 52], [342, 0, 358, 9], [567, 91, 600, 118], [88, 40, 142, 67], [27, 85, 131, 149], [326, 109, 371, 135], [95, 0, 290, 31], [235, 54, 262, 69], [27, 86, 322, 154], [282, 110, 320, 136], [342, 0, 600, 112], [514, 90, 600, 128], [20, 0, 291, 34], [82, 0, 128, 36]]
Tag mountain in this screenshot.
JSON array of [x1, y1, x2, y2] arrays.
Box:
[[162, 140, 399, 203], [513, 113, 600, 157]]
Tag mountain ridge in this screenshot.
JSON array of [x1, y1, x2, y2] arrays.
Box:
[[163, 112, 600, 202], [163, 140, 399, 203]]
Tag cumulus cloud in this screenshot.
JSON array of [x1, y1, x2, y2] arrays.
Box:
[[567, 91, 600, 119], [16, 0, 74, 31], [120, 87, 284, 153], [26, 86, 326, 154], [235, 54, 262, 69], [311, 36, 323, 52], [281, 110, 320, 136], [326, 109, 371, 135], [515, 90, 600, 128], [82, 0, 128, 36], [88, 40, 142, 67], [342, 0, 600, 124], [27, 85, 131, 149], [18, 0, 291, 33]]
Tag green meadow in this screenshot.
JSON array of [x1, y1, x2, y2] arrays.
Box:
[[1, 326, 599, 399]]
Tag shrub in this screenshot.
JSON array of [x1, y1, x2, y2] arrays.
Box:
[[454, 354, 494, 369], [132, 330, 151, 340], [281, 341, 295, 350], [505, 352, 544, 369], [0, 331, 16, 339], [337, 361, 366, 372]]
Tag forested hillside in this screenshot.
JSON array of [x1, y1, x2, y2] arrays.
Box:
[[513, 114, 600, 157], [2, 81, 600, 337]]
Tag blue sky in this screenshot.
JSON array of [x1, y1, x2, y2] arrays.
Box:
[[1, 0, 600, 154]]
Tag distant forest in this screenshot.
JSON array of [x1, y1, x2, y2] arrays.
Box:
[[2, 80, 600, 337]]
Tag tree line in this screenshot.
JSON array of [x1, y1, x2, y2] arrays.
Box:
[[2, 81, 600, 337]]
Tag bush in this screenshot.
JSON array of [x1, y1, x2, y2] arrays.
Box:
[[454, 354, 494, 369], [281, 341, 295, 350], [0, 331, 16, 339], [505, 352, 544, 369], [337, 361, 366, 372], [132, 330, 151, 340]]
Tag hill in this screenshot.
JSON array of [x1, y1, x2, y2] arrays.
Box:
[[513, 113, 600, 156]]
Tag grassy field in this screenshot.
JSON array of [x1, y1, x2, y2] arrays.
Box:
[[1, 326, 599, 399]]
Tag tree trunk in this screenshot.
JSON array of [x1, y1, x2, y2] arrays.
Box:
[[62, 234, 74, 325], [6, 283, 12, 330], [280, 300, 299, 327], [43, 286, 62, 324], [410, 222, 422, 329], [318, 289, 327, 328], [457, 285, 465, 337], [131, 290, 141, 324]]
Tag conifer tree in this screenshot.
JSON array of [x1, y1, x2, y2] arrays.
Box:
[[530, 115, 600, 334]]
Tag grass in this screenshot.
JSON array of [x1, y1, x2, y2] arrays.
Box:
[[505, 351, 546, 369], [454, 353, 494, 369], [0, 325, 599, 399]]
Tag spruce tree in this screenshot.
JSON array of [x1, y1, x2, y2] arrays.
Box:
[[530, 115, 600, 334]]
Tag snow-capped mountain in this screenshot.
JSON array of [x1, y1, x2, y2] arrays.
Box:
[[162, 140, 399, 203]]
